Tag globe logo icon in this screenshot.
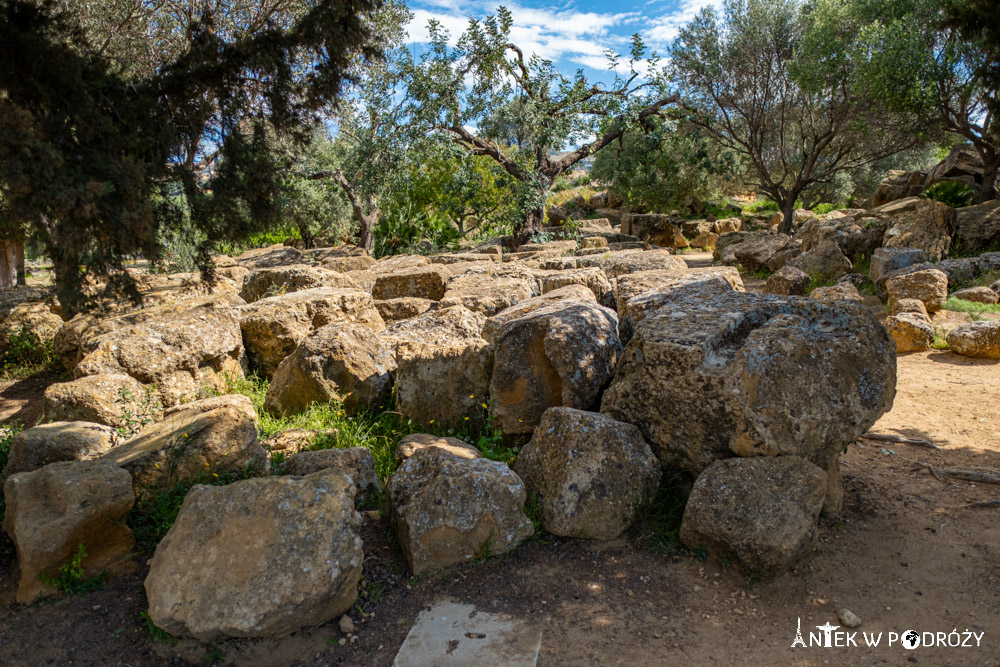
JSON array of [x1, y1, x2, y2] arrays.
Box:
[[902, 630, 920, 649]]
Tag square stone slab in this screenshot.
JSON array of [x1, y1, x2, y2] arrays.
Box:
[[393, 600, 542, 666]]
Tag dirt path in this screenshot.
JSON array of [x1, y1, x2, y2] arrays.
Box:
[[1, 355, 998, 665]]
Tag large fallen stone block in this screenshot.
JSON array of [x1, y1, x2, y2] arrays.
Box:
[[264, 323, 396, 417], [515, 408, 660, 540], [601, 284, 896, 513], [395, 339, 492, 428], [42, 374, 160, 430], [679, 456, 827, 578], [3, 460, 135, 603], [876, 197, 955, 262], [886, 313, 933, 353], [946, 321, 1000, 359], [1, 422, 119, 485], [577, 250, 687, 277], [61, 294, 246, 407], [105, 395, 265, 494], [281, 447, 381, 504], [239, 287, 385, 377], [372, 265, 452, 301], [240, 265, 356, 303], [439, 265, 539, 316], [145, 470, 362, 639], [380, 305, 487, 353], [885, 269, 948, 313], [489, 293, 622, 434], [388, 447, 533, 575]]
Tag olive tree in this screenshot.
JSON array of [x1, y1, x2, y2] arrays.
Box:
[[407, 6, 680, 241], [671, 0, 925, 233]]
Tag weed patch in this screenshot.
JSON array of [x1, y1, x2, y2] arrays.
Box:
[[39, 545, 106, 595], [944, 297, 1000, 314], [632, 474, 690, 555]]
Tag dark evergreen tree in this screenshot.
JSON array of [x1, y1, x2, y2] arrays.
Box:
[[0, 0, 378, 314]]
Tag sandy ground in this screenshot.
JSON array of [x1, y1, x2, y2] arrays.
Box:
[[1, 266, 998, 665]]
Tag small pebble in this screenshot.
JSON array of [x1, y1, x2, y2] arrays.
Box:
[[339, 615, 356, 634], [838, 608, 862, 628]]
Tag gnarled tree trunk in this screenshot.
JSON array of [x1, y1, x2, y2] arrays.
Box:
[[0, 239, 24, 288]]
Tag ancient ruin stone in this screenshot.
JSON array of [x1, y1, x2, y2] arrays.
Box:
[[388, 447, 533, 575], [891, 298, 929, 318], [396, 434, 481, 461], [886, 313, 934, 353], [65, 294, 246, 407], [482, 284, 596, 343], [395, 339, 492, 428], [618, 276, 740, 343], [786, 240, 852, 280], [951, 286, 999, 304], [810, 283, 864, 303], [239, 287, 385, 377], [42, 374, 159, 429], [886, 269, 948, 313], [515, 408, 661, 540], [372, 265, 452, 301], [380, 305, 487, 352], [765, 266, 811, 296], [145, 470, 362, 639], [3, 460, 135, 604], [264, 323, 396, 417], [577, 250, 687, 277], [282, 447, 380, 503], [375, 298, 437, 323], [234, 244, 304, 269], [105, 395, 265, 494], [240, 265, 356, 303], [954, 200, 1000, 252], [869, 248, 929, 298], [540, 267, 614, 307], [2, 422, 119, 485], [714, 233, 791, 272], [946, 321, 1000, 359], [877, 198, 955, 262], [679, 456, 827, 578], [489, 294, 622, 434], [439, 265, 538, 316], [601, 284, 896, 513]]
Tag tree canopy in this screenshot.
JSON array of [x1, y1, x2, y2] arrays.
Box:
[[0, 0, 378, 313], [671, 0, 927, 233]]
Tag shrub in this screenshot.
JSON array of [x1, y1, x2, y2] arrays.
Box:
[[920, 181, 975, 208]]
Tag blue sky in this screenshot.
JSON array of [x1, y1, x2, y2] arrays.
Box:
[[404, 0, 723, 82]]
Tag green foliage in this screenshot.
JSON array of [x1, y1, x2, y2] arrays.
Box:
[[140, 611, 177, 645], [407, 7, 678, 235], [944, 297, 1000, 314], [115, 386, 161, 439], [920, 181, 976, 207], [591, 116, 743, 214], [930, 330, 950, 349], [373, 200, 461, 258], [39, 544, 106, 595], [0, 0, 379, 314], [671, 0, 926, 233], [805, 274, 839, 293], [0, 327, 57, 379]]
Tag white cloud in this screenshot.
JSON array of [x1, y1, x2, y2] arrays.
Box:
[[645, 0, 724, 48], [405, 1, 638, 65]]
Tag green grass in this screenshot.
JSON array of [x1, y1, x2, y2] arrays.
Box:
[[944, 297, 1000, 314], [931, 331, 950, 350], [38, 545, 106, 595], [127, 373, 525, 553], [0, 327, 59, 380], [632, 474, 690, 555], [804, 274, 838, 294]]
